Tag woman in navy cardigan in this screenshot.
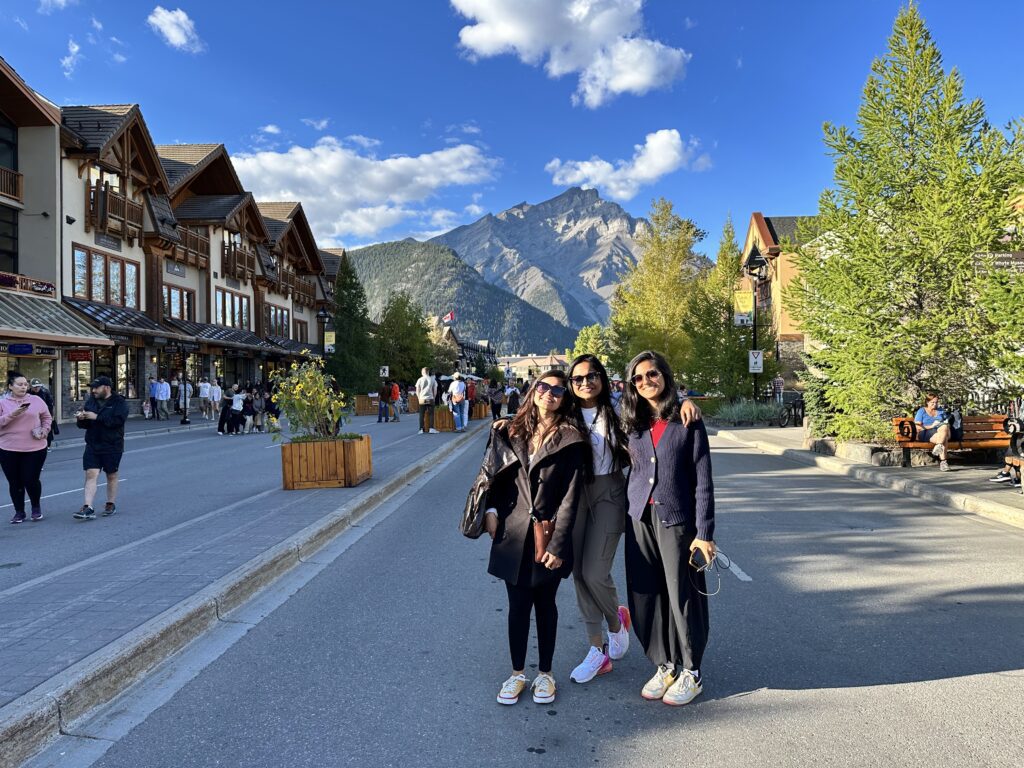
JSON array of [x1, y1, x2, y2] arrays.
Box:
[[621, 350, 715, 707]]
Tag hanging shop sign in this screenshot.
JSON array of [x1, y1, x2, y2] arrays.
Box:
[[65, 349, 94, 362]]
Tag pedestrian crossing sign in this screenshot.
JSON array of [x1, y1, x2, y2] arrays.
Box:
[[379, 366, 389, 378]]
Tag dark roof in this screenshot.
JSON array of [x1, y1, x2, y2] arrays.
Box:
[[256, 243, 277, 278], [257, 202, 299, 244], [156, 144, 221, 189], [63, 297, 192, 341], [145, 193, 180, 241], [266, 336, 321, 356], [0, 292, 111, 345], [163, 318, 281, 352], [60, 105, 135, 151], [172, 194, 249, 223], [319, 248, 343, 279], [764, 216, 815, 247]]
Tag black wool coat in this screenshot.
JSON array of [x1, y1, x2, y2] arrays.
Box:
[[476, 420, 587, 585]]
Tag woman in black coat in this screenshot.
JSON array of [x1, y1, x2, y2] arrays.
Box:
[[474, 369, 589, 707], [621, 350, 716, 708]]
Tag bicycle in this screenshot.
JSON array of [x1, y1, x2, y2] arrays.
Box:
[[778, 395, 804, 428]]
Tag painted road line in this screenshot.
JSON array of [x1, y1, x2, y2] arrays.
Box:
[[0, 480, 124, 510], [728, 559, 753, 582]]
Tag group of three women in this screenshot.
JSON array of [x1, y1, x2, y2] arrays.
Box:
[[472, 350, 715, 707]]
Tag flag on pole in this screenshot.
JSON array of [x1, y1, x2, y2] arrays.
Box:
[[442, 310, 455, 323]]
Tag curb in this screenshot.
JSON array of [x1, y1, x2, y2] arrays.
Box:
[[709, 427, 1024, 531], [0, 421, 489, 768]]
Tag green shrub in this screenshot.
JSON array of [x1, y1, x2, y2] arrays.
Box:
[[714, 399, 782, 424]]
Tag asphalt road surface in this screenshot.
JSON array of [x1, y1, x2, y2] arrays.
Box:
[[24, 433, 1024, 768]]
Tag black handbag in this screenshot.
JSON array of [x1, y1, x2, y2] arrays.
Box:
[[460, 474, 488, 539]]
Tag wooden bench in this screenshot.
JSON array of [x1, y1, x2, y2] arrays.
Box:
[[891, 414, 1011, 467]]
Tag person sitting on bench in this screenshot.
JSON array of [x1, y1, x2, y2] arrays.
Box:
[[914, 393, 950, 471], [989, 447, 1021, 488]]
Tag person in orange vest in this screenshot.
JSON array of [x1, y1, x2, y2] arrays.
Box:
[[390, 380, 401, 423]]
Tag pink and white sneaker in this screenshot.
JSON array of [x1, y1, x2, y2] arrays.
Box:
[[608, 605, 631, 660], [570, 646, 612, 683]]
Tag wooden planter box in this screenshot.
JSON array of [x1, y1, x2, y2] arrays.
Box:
[[354, 395, 378, 416], [407, 394, 419, 413], [434, 406, 455, 432], [281, 435, 373, 489], [472, 402, 489, 420]]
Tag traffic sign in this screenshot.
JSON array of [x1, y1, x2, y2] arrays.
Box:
[[748, 350, 764, 373], [379, 365, 389, 378]]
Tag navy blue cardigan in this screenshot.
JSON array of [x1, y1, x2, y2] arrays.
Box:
[[626, 419, 715, 540]]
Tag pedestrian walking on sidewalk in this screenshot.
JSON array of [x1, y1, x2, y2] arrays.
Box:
[[156, 376, 171, 421], [252, 390, 267, 432], [471, 369, 588, 706], [416, 367, 438, 434], [73, 376, 128, 521], [390, 380, 401, 422], [505, 383, 520, 416], [0, 374, 52, 523], [148, 376, 159, 420], [564, 354, 703, 685], [198, 377, 212, 419], [217, 384, 235, 434], [377, 381, 391, 423], [449, 372, 468, 432], [177, 376, 194, 421], [621, 350, 716, 707], [488, 380, 504, 421], [229, 384, 245, 435]]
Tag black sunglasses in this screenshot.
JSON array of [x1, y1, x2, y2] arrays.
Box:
[[535, 382, 566, 398], [631, 369, 662, 386], [569, 372, 601, 386]]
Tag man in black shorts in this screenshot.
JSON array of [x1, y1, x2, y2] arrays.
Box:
[[73, 376, 128, 520]]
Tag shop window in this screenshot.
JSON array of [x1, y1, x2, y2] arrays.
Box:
[[117, 346, 138, 398], [71, 360, 92, 401], [0, 204, 17, 275]]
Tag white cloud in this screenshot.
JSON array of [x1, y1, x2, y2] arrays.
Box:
[[112, 52, 128, 64], [465, 203, 485, 217], [38, 0, 75, 13], [147, 6, 204, 53], [345, 134, 381, 149], [233, 136, 500, 242], [259, 124, 281, 135], [452, 0, 689, 108], [736, 56, 743, 69], [446, 122, 482, 135], [684, 17, 697, 30], [14, 16, 29, 31], [302, 118, 330, 131], [110, 36, 125, 45], [544, 128, 709, 201], [90, 16, 102, 31], [60, 37, 81, 79]]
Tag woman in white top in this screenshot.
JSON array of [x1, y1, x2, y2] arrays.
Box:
[[566, 354, 701, 684]]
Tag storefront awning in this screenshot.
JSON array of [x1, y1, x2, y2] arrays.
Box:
[[64, 297, 194, 343], [164, 318, 282, 353], [0, 292, 113, 346]]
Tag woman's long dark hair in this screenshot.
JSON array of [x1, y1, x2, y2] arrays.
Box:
[[509, 369, 585, 449], [568, 354, 630, 471], [619, 350, 681, 434]]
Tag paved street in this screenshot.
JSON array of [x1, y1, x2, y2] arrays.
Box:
[[0, 413, 468, 711], [26, 433, 1024, 768]]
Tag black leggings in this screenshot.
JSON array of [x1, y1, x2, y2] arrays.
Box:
[[505, 580, 560, 673], [0, 448, 47, 513]]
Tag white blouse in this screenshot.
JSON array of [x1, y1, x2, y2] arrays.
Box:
[[581, 406, 616, 476]]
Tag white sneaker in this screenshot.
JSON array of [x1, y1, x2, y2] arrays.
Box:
[[931, 444, 942, 457], [607, 605, 631, 660], [497, 673, 528, 705], [531, 672, 556, 704], [570, 646, 611, 683], [429, 428, 439, 434], [641, 664, 677, 700], [418, 429, 424, 434], [939, 460, 950, 471], [662, 669, 703, 706]]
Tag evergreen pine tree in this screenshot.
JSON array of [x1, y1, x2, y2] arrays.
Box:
[[375, 291, 433, 384], [328, 251, 379, 394], [788, 3, 1024, 440]]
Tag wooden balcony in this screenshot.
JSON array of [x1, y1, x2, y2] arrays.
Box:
[[221, 241, 257, 282], [172, 226, 210, 269], [85, 180, 144, 244], [0, 269, 56, 297], [0, 166, 23, 204], [293, 275, 317, 307]]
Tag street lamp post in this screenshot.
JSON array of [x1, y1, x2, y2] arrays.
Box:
[[744, 248, 769, 400], [315, 307, 331, 358]]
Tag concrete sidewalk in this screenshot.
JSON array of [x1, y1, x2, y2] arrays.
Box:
[[709, 423, 1024, 530], [0, 419, 488, 767], [53, 415, 219, 450]]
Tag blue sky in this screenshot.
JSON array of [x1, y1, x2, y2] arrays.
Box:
[[3, 1, 1024, 255]]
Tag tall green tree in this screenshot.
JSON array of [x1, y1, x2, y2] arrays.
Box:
[[375, 290, 433, 384], [571, 324, 611, 363], [787, 3, 1024, 440], [328, 251, 379, 395], [608, 198, 706, 374], [683, 216, 776, 398]]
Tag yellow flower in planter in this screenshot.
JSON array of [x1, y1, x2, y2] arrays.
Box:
[[269, 359, 349, 443]]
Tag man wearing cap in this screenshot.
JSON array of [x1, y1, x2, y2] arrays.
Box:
[[28, 379, 57, 448], [73, 376, 128, 521]]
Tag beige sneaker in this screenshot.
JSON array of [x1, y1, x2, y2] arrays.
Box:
[[532, 672, 556, 704], [641, 664, 677, 700], [497, 673, 528, 705], [663, 669, 703, 706]]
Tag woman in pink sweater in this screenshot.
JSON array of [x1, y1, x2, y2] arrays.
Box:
[[0, 374, 53, 523]]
